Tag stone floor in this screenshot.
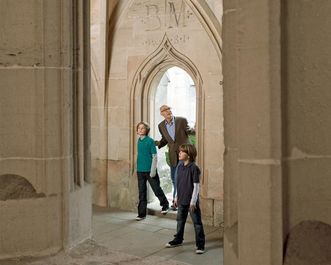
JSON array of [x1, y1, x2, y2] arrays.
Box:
[[0, 206, 224, 265]]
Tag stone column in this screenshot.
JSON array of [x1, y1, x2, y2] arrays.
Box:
[[0, 0, 91, 257], [223, 1, 283, 264]]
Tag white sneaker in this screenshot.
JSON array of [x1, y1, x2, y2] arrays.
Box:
[[135, 216, 145, 221], [196, 248, 205, 254], [161, 206, 169, 214]]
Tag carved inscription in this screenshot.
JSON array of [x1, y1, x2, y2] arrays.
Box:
[[167, 1, 187, 28], [130, 0, 194, 32], [141, 33, 190, 48], [144, 5, 161, 31]]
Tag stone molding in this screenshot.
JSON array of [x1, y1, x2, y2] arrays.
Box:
[[129, 34, 204, 176]]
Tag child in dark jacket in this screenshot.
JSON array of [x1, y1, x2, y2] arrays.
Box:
[[165, 143, 205, 254]]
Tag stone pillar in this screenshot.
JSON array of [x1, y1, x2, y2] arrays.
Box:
[[223, 1, 283, 264], [90, 0, 109, 207], [0, 0, 91, 258], [284, 0, 331, 232]]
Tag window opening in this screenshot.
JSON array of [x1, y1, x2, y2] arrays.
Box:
[[149, 66, 196, 206]]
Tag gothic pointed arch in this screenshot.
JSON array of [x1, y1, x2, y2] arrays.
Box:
[[106, 0, 222, 80], [129, 34, 205, 173]]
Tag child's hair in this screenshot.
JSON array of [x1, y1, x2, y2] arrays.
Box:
[[136, 121, 150, 135], [179, 143, 197, 162]]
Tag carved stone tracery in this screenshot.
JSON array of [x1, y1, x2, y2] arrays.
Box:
[[130, 34, 204, 174]]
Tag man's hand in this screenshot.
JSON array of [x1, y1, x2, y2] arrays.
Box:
[[173, 198, 178, 208], [189, 203, 196, 212]]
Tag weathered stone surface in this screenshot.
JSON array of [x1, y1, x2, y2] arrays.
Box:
[[1, 239, 189, 265], [284, 221, 331, 265], [214, 200, 224, 227], [0, 174, 45, 201]]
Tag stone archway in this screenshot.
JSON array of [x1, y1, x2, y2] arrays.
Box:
[[129, 34, 204, 175], [96, 0, 224, 226]]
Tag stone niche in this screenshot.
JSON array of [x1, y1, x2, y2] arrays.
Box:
[[284, 220, 331, 265], [0, 174, 61, 259], [0, 174, 45, 201]]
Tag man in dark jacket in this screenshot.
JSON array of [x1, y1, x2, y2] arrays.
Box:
[[156, 105, 190, 210]]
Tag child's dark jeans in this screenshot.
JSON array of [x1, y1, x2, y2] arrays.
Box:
[[175, 203, 205, 248], [137, 171, 169, 217]]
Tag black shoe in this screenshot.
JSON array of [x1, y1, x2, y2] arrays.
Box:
[[165, 239, 182, 248], [161, 205, 169, 215], [196, 247, 205, 254], [170, 204, 177, 211]]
